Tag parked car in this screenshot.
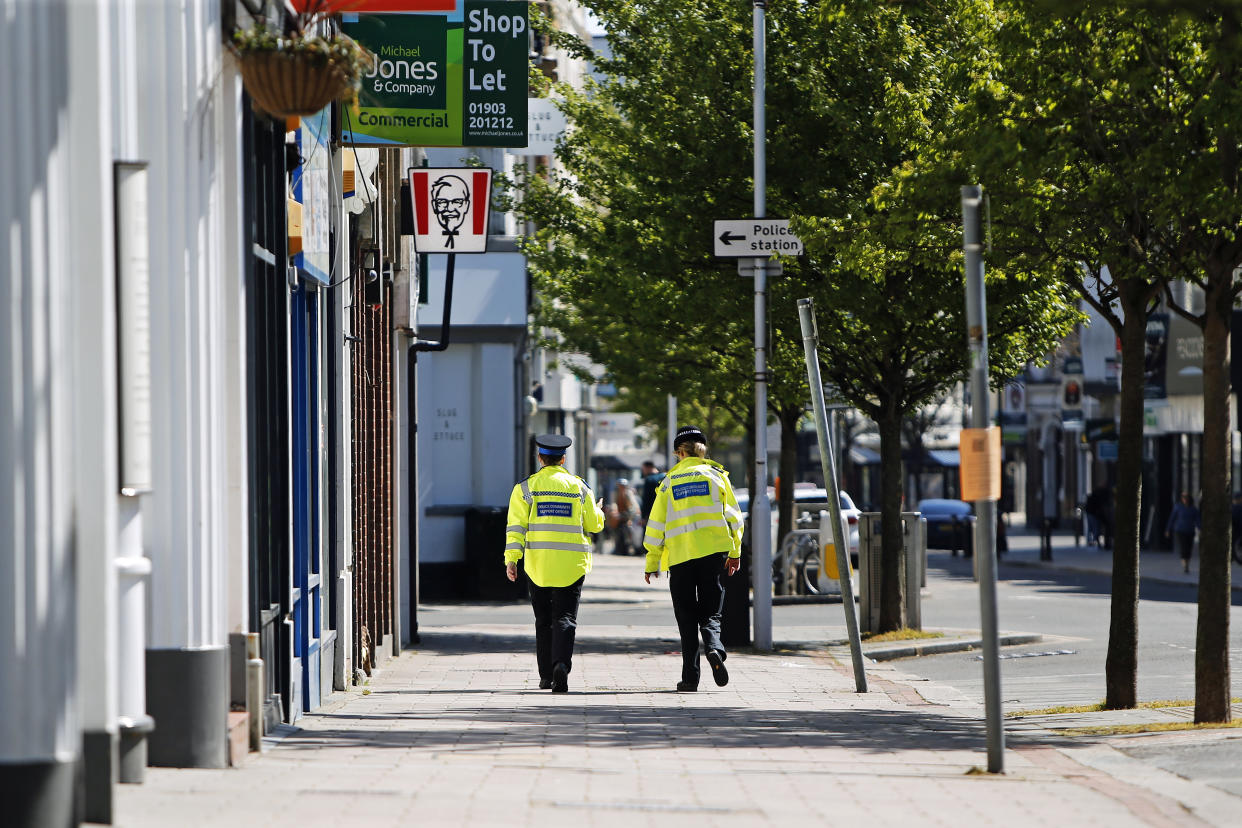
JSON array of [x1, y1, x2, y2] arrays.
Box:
[[735, 487, 860, 557], [917, 498, 974, 552]]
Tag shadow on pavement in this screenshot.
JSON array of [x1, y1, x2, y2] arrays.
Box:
[[285, 628, 1091, 757], [929, 553, 1242, 606], [413, 629, 680, 656], [282, 703, 1085, 755]]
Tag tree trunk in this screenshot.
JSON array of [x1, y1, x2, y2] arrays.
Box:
[[776, 404, 801, 553], [1103, 281, 1148, 709], [1195, 274, 1233, 723], [877, 408, 906, 632]]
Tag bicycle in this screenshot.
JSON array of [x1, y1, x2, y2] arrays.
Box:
[[773, 513, 824, 596]]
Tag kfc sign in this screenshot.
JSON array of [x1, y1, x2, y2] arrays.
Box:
[[408, 167, 492, 254]]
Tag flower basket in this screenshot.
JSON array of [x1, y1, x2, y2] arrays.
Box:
[[238, 50, 352, 118]]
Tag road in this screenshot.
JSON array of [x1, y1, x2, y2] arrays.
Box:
[[881, 551, 1242, 710]]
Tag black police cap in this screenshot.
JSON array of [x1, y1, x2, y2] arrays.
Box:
[[674, 425, 706, 449], [535, 434, 572, 455]]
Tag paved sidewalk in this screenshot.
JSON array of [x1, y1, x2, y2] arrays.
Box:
[[111, 556, 1240, 827], [999, 524, 1242, 591]]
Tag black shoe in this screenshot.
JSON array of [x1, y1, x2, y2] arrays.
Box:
[[706, 649, 729, 687], [539, 678, 553, 690], [676, 680, 697, 692], [551, 663, 569, 693]]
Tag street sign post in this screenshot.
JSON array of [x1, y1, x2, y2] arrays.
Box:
[[749, 0, 773, 654], [713, 218, 803, 257], [962, 184, 1005, 774]]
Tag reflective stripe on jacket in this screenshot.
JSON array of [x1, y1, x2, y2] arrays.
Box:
[[642, 457, 743, 573], [505, 464, 605, 588]]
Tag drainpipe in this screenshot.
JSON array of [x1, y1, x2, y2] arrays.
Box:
[[115, 503, 154, 781]]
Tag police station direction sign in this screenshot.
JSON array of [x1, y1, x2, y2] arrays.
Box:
[[342, 0, 528, 147], [713, 218, 804, 258]]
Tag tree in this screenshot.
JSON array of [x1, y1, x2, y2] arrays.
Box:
[[964, 3, 1241, 720], [514, 0, 800, 488], [788, 2, 1079, 630], [903, 392, 963, 503], [513, 0, 1075, 632]]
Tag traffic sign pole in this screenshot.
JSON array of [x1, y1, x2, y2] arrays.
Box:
[[751, 0, 772, 652], [798, 298, 866, 692], [962, 185, 1004, 773]]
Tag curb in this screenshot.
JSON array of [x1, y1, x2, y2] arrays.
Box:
[[771, 593, 848, 605], [851, 632, 1044, 662]]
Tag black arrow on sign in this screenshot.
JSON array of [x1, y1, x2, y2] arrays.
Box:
[[719, 230, 745, 245]]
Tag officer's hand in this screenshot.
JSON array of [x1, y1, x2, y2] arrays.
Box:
[[506, 563, 518, 582], [725, 557, 740, 577], [644, 571, 659, 584], [596, 497, 604, 511]]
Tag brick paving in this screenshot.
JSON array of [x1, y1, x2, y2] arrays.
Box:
[[110, 555, 1239, 827]]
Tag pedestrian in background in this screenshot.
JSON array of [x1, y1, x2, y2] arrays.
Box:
[[639, 460, 666, 524], [1165, 491, 1201, 574], [612, 478, 640, 555], [505, 434, 605, 692], [642, 426, 743, 691]]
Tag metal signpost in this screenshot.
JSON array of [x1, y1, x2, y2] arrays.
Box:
[[798, 298, 867, 692], [749, 0, 772, 651], [961, 185, 1005, 773], [710, 1, 807, 650]]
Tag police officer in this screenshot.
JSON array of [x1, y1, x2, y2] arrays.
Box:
[[505, 434, 605, 692], [642, 426, 743, 691]]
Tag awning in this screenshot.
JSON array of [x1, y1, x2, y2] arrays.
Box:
[[849, 446, 881, 465], [590, 454, 636, 471], [926, 449, 960, 467]]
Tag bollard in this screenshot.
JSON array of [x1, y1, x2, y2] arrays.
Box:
[[246, 633, 264, 751], [1040, 518, 1054, 561], [720, 543, 751, 646]]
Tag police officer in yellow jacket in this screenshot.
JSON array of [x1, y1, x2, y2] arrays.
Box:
[[643, 426, 744, 691], [505, 434, 605, 692]]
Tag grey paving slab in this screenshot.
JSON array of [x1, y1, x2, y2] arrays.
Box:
[[1002, 525, 1242, 591], [108, 554, 1241, 827]]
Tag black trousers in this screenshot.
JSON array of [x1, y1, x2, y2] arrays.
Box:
[[527, 576, 585, 680], [1173, 531, 1195, 562], [668, 552, 727, 686]]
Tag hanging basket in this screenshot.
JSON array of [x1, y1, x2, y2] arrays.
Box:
[[238, 50, 352, 118]]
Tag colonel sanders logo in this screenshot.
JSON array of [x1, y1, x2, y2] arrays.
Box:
[[430, 174, 470, 249]]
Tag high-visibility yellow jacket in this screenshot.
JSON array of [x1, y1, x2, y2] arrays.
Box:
[[505, 464, 605, 588], [643, 457, 744, 573]]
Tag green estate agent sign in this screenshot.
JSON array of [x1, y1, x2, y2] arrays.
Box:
[[342, 1, 528, 147]]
